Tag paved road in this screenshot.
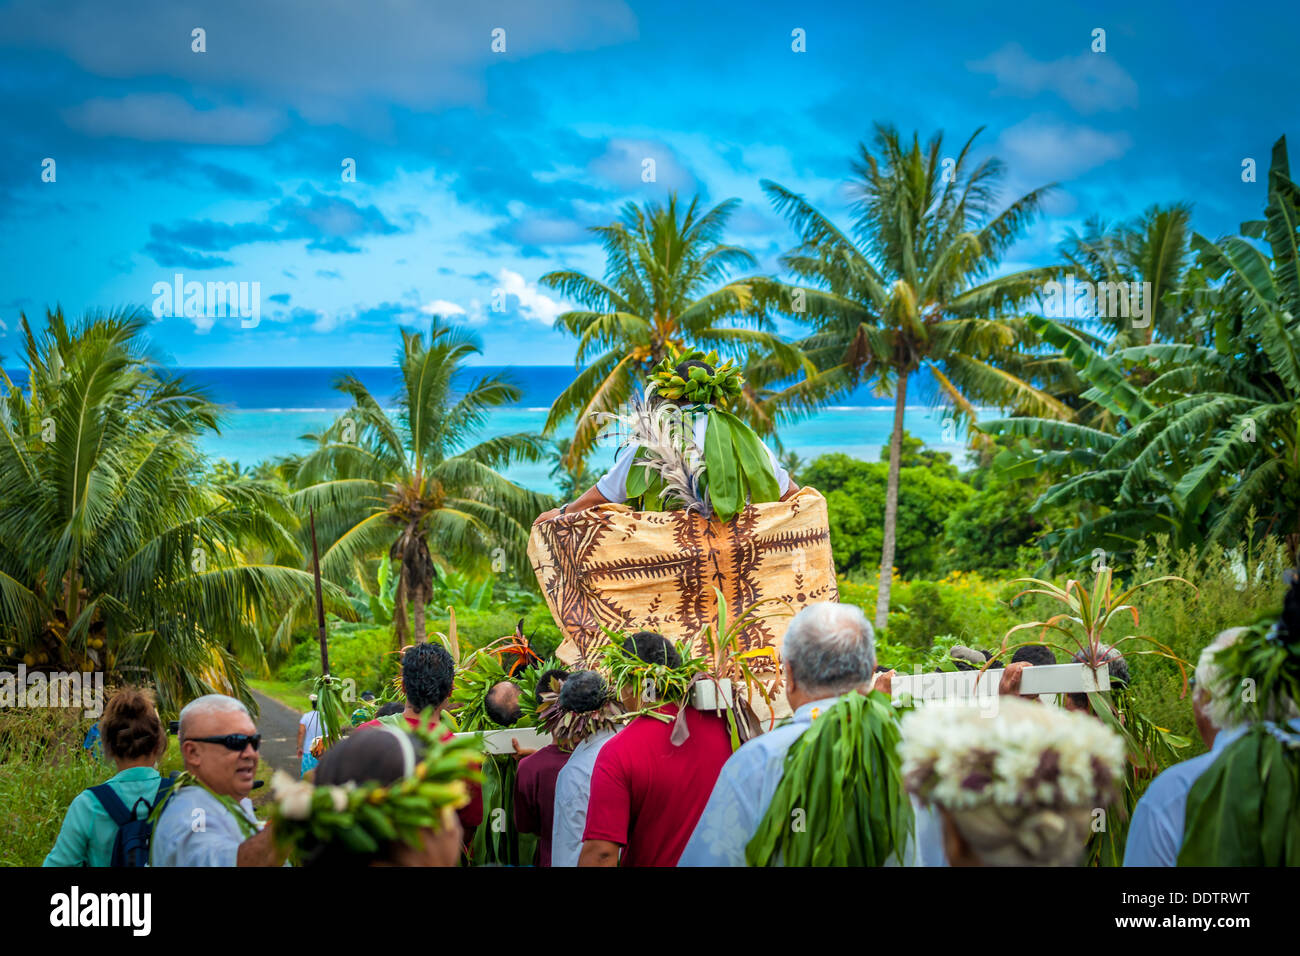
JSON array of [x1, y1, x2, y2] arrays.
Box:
[[251, 689, 302, 778]]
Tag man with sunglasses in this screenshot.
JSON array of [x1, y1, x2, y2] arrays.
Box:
[[151, 695, 285, 867]]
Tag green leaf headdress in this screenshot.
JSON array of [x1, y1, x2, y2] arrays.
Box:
[[647, 348, 743, 407], [1178, 569, 1300, 866]]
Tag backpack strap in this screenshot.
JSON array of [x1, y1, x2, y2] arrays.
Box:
[[131, 771, 179, 820], [89, 783, 134, 827]]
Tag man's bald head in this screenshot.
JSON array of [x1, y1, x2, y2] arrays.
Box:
[[485, 680, 522, 727]]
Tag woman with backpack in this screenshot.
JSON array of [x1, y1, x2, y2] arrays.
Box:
[[43, 687, 171, 867]]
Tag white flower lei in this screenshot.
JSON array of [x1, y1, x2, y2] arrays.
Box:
[[899, 697, 1126, 811]]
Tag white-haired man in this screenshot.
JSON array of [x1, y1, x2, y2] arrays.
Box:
[[151, 694, 284, 867], [679, 602, 944, 866], [1123, 628, 1300, 866]]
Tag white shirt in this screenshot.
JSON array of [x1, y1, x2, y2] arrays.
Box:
[[678, 697, 946, 867], [1123, 719, 1300, 866], [299, 710, 322, 750], [150, 785, 261, 867], [595, 410, 790, 504], [550, 728, 617, 867]]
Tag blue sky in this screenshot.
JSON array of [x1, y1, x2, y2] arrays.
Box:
[[0, 0, 1294, 366]]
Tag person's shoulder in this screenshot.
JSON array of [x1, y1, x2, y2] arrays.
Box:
[[1142, 750, 1217, 808]]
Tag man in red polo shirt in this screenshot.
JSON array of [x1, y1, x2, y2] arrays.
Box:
[[357, 642, 483, 831], [578, 631, 732, 867]]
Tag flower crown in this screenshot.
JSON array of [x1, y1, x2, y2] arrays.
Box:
[[269, 716, 481, 861], [899, 697, 1125, 812], [647, 349, 743, 407]]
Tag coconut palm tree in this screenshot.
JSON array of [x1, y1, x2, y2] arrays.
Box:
[[540, 193, 805, 469], [762, 125, 1075, 629], [290, 320, 550, 645], [1058, 203, 1196, 350], [0, 308, 321, 712]]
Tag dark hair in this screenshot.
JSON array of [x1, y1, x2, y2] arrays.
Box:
[[307, 729, 428, 866], [622, 630, 680, 668], [535, 668, 568, 701], [100, 687, 166, 762], [374, 701, 405, 718], [1067, 646, 1130, 709], [484, 681, 522, 727], [1012, 645, 1057, 668], [674, 359, 715, 381], [402, 643, 455, 711], [559, 670, 609, 713]]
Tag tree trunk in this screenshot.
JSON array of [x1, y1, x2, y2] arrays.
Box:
[[874, 373, 909, 632], [393, 576, 409, 647], [412, 582, 427, 644]]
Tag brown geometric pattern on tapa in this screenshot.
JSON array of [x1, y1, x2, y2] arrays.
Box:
[[528, 487, 838, 666]]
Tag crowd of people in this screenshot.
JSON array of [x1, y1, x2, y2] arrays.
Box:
[[40, 590, 1299, 868]]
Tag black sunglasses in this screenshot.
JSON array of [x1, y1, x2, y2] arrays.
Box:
[[189, 733, 261, 752]]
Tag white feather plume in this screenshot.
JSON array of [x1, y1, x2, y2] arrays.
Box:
[[592, 393, 709, 514]]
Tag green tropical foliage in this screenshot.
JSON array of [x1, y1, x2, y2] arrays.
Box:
[[0, 308, 326, 712], [540, 193, 805, 468], [288, 320, 551, 647], [760, 125, 1075, 628], [801, 450, 972, 580], [980, 137, 1300, 569], [746, 690, 913, 866]]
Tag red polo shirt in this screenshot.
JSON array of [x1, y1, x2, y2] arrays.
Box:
[[582, 703, 732, 867], [514, 743, 570, 867]]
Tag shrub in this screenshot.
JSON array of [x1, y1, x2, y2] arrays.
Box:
[[275, 599, 563, 694], [803, 452, 973, 580]]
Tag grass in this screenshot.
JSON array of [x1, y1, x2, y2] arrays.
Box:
[[248, 677, 313, 715]]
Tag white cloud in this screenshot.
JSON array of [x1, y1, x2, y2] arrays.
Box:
[[969, 43, 1139, 114], [996, 117, 1131, 181], [420, 299, 467, 317], [494, 268, 569, 325], [589, 138, 698, 193]]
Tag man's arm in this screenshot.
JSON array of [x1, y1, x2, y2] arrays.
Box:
[[535, 484, 613, 524], [236, 825, 286, 867], [577, 839, 620, 867], [296, 724, 305, 758]]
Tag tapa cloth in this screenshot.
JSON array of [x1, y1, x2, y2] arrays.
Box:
[[528, 487, 837, 666]]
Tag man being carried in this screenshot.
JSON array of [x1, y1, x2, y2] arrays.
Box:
[[151, 695, 284, 867], [535, 351, 798, 524]]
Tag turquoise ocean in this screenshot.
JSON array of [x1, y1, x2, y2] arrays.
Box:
[[171, 366, 985, 494]]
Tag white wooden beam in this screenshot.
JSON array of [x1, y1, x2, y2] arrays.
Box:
[[891, 662, 1110, 705]]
